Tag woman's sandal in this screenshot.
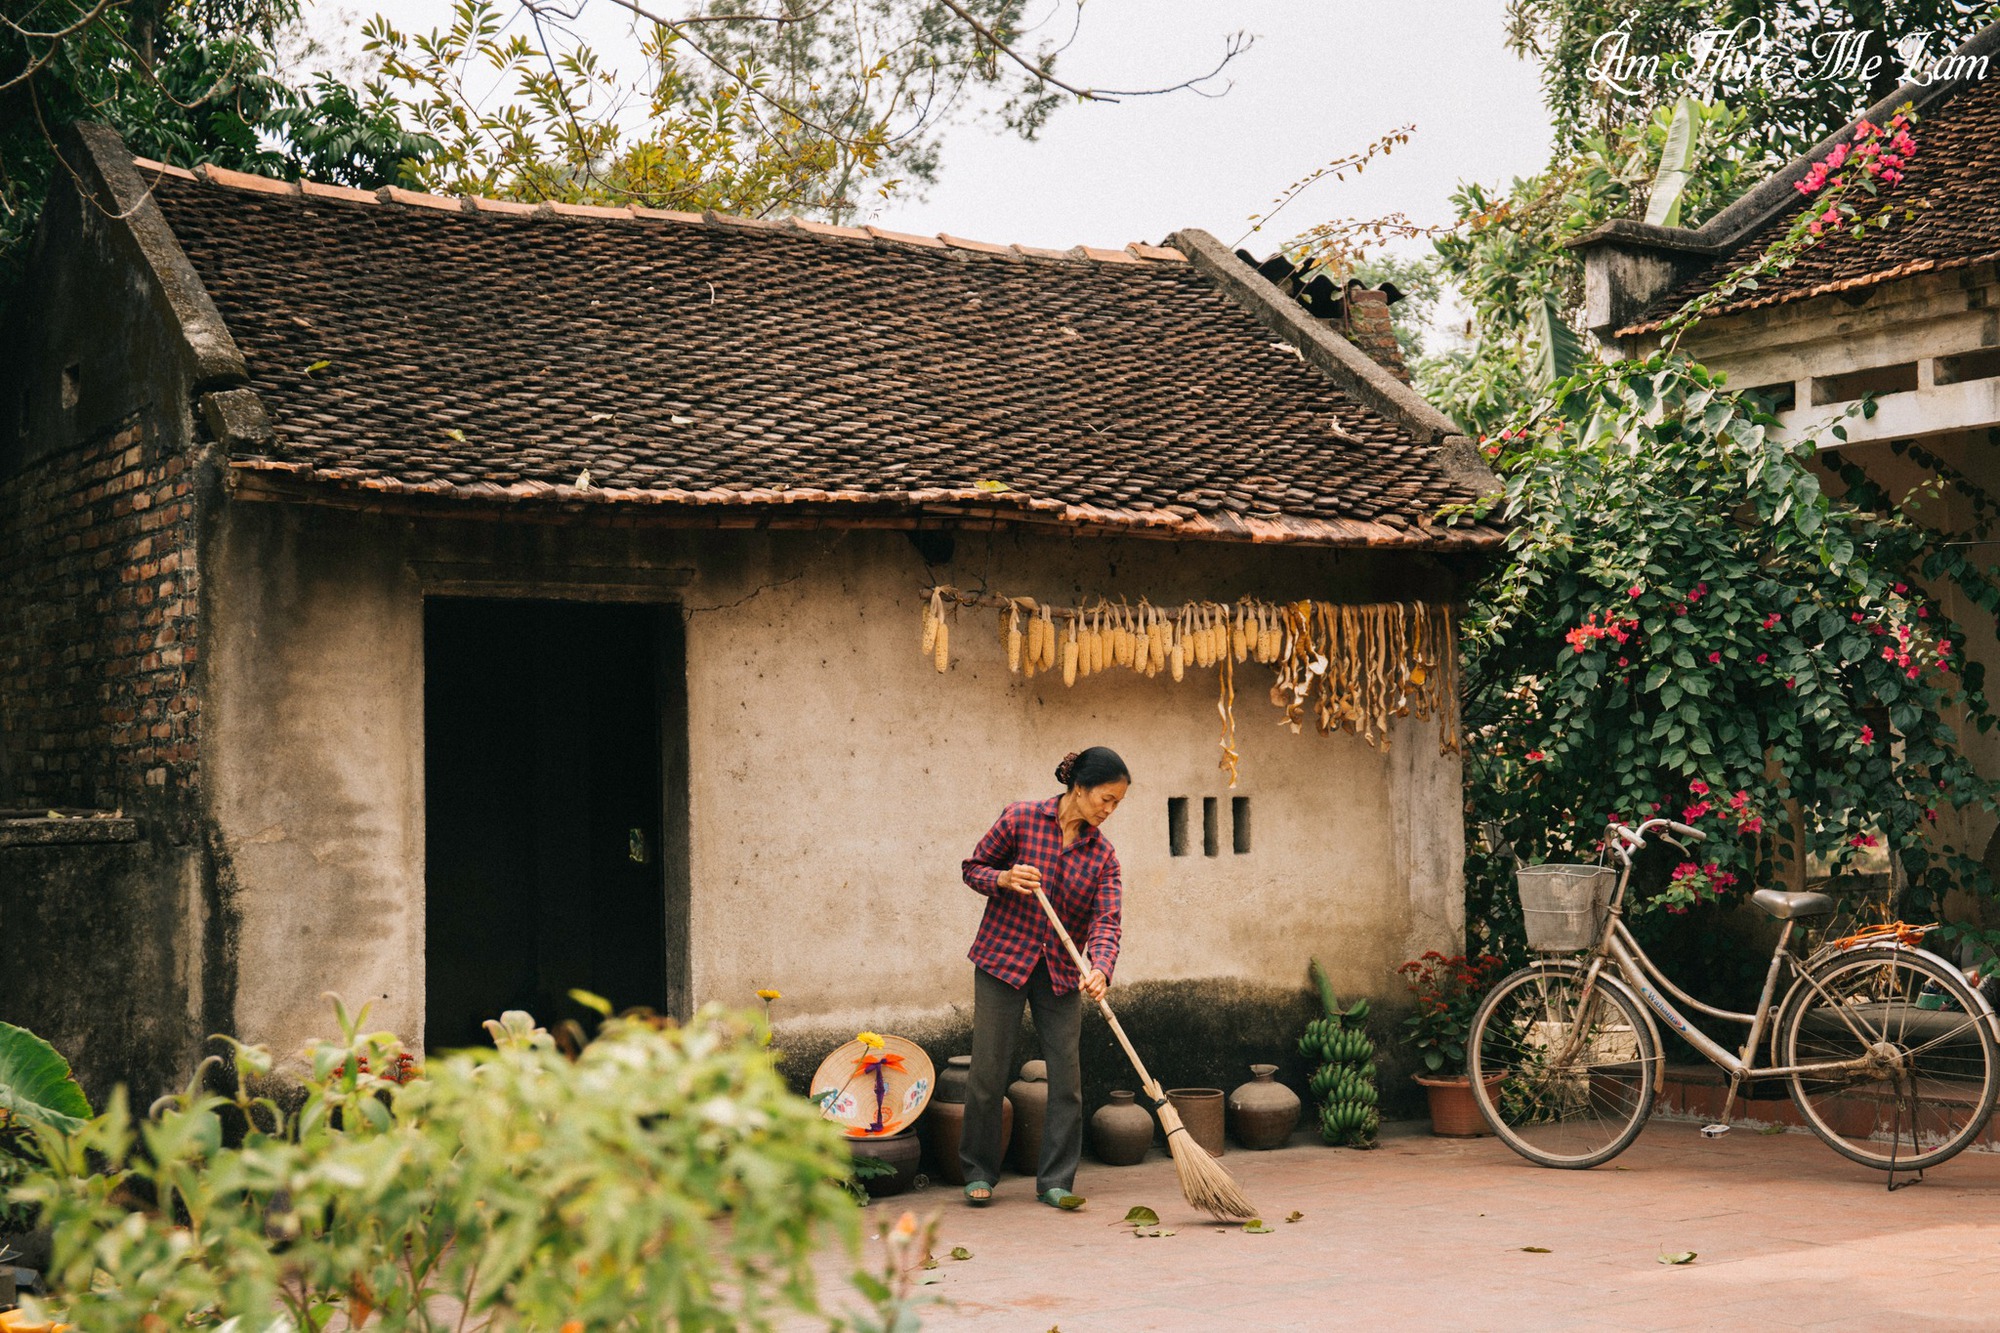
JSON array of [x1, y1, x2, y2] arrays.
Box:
[[1038, 1188, 1086, 1210], [963, 1180, 994, 1206]]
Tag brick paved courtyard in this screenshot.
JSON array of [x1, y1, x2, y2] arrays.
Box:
[[809, 1119, 2000, 1330]]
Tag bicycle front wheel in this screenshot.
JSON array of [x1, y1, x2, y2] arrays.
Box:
[[1469, 963, 1658, 1169], [1781, 945, 1998, 1172]]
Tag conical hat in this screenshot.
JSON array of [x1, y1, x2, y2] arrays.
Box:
[[810, 1035, 935, 1138]]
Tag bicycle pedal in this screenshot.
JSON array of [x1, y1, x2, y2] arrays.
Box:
[[1700, 1123, 1732, 1138]]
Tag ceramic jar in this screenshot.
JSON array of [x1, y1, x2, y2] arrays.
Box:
[[1165, 1087, 1227, 1157], [1090, 1089, 1154, 1165], [1228, 1064, 1302, 1150], [848, 1128, 922, 1197], [1007, 1059, 1050, 1174], [918, 1056, 1013, 1186]]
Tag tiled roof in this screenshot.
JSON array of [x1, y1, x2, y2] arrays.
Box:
[[130, 156, 1499, 550], [1622, 66, 2000, 336]]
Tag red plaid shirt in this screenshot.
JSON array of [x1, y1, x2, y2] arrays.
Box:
[[962, 797, 1122, 994]]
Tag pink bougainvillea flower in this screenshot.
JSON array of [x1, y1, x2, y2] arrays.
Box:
[[1756, 653, 1769, 664], [1629, 586, 1643, 598], [1785, 677, 1797, 689], [1849, 833, 1880, 848], [1707, 651, 1722, 664], [1689, 779, 1710, 795], [1851, 612, 1865, 622], [1859, 725, 1875, 745], [1741, 816, 1764, 834], [1526, 750, 1546, 762], [1762, 612, 1782, 630], [1683, 801, 1712, 821], [1894, 583, 1908, 594], [1729, 790, 1750, 811]]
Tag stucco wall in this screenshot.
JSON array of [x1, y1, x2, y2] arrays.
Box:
[[205, 503, 1468, 1080]]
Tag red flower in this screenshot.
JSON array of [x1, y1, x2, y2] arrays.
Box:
[[1707, 651, 1722, 664], [1741, 816, 1763, 834], [1689, 780, 1710, 795], [1756, 653, 1768, 664], [1526, 750, 1547, 762], [1762, 612, 1782, 630], [1859, 725, 1875, 746]]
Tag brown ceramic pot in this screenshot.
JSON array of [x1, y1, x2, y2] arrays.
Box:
[[1007, 1060, 1049, 1174], [1227, 1064, 1302, 1149], [1414, 1072, 1506, 1138], [936, 1054, 971, 1104], [919, 1095, 1013, 1185], [848, 1128, 922, 1197], [1165, 1087, 1226, 1157], [1090, 1089, 1154, 1165]]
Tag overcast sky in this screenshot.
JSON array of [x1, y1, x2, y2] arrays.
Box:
[[316, 0, 1554, 259]]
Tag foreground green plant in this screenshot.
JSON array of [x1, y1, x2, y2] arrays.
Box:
[[14, 999, 860, 1330], [1300, 959, 1378, 1148]]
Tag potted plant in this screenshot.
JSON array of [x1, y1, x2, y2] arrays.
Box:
[[1397, 950, 1508, 1136]]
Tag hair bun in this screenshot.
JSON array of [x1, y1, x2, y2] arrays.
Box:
[[1054, 751, 1081, 785]]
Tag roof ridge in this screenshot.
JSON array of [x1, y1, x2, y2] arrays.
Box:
[[129, 153, 1187, 267]]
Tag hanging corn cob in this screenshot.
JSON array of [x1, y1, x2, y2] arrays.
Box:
[[921, 587, 1461, 782]]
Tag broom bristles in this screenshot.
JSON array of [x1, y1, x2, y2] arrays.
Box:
[[1155, 1100, 1260, 1222]]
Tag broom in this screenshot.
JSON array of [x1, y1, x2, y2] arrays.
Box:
[[1030, 886, 1259, 1221]]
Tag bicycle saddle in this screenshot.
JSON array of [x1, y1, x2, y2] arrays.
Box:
[[1751, 888, 1835, 919]]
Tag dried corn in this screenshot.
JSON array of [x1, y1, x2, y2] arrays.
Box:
[[1062, 618, 1078, 686], [1006, 605, 1023, 673], [934, 614, 950, 673]]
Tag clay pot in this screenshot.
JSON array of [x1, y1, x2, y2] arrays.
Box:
[[1165, 1087, 1226, 1157], [936, 1054, 971, 1104], [919, 1095, 1013, 1186], [848, 1128, 922, 1197], [1007, 1059, 1050, 1174], [1228, 1064, 1302, 1150], [1414, 1073, 1506, 1138], [1090, 1089, 1155, 1165]]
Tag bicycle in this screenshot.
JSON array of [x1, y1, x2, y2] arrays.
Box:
[[1468, 816, 2000, 1176]]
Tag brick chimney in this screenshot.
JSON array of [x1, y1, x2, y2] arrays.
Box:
[[1342, 285, 1410, 383]]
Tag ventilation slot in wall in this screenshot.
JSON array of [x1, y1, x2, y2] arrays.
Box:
[[1168, 797, 1189, 857], [1811, 362, 1917, 405], [1934, 347, 2000, 386], [1232, 797, 1251, 854], [1202, 797, 1220, 857]]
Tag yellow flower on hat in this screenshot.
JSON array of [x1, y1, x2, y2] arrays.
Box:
[[756, 988, 782, 1002], [856, 1031, 885, 1051]]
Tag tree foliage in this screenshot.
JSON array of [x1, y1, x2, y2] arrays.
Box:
[[1505, 0, 1993, 164]]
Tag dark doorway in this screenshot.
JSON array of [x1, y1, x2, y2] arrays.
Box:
[[424, 598, 682, 1050]]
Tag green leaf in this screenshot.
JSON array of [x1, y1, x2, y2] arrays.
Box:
[[1659, 1251, 1698, 1265], [1121, 1206, 1160, 1227], [1243, 1219, 1274, 1233], [973, 479, 1012, 493], [304, 359, 332, 375], [1531, 292, 1583, 390], [949, 1246, 973, 1260], [1521, 1246, 1552, 1253], [568, 988, 613, 1016], [0, 1020, 93, 1133], [1056, 1194, 1087, 1210]]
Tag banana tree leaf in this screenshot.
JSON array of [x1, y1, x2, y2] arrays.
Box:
[[1531, 293, 1584, 390], [1644, 97, 1698, 228], [0, 1020, 92, 1133]]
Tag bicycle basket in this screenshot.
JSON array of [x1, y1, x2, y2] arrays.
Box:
[[1516, 864, 1616, 952]]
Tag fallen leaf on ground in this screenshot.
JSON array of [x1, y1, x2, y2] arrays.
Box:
[[1659, 1251, 1698, 1265], [921, 1259, 938, 1270], [949, 1247, 972, 1261], [1521, 1246, 1551, 1253], [1285, 1211, 1303, 1223], [1120, 1206, 1160, 1227], [1056, 1195, 1087, 1211], [1759, 1123, 1787, 1135], [916, 1271, 944, 1285], [1242, 1219, 1273, 1234]]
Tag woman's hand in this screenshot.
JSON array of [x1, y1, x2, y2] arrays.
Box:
[[996, 864, 1043, 895], [1081, 969, 1109, 1002]]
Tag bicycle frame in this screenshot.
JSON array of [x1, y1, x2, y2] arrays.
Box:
[[1575, 820, 1890, 1096]]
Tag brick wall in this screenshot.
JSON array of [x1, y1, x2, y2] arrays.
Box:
[[0, 411, 201, 822], [1345, 288, 1411, 383]]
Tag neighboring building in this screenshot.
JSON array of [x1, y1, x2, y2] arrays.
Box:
[[1575, 24, 2000, 892], [1, 124, 1500, 1108]]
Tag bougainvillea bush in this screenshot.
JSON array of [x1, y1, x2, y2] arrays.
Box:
[[1463, 352, 2000, 959], [1457, 105, 2000, 971]]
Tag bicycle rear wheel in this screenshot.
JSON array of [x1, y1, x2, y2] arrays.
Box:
[[1781, 945, 1998, 1172], [1469, 963, 1657, 1169]]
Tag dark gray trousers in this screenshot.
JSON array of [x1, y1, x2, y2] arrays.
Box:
[[961, 961, 1083, 1194]]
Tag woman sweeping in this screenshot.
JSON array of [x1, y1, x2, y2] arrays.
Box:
[[958, 746, 1130, 1208]]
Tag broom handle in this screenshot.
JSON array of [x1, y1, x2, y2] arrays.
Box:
[[1030, 886, 1164, 1101]]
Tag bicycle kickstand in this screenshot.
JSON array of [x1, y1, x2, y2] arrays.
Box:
[[1886, 1081, 1925, 1193]]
